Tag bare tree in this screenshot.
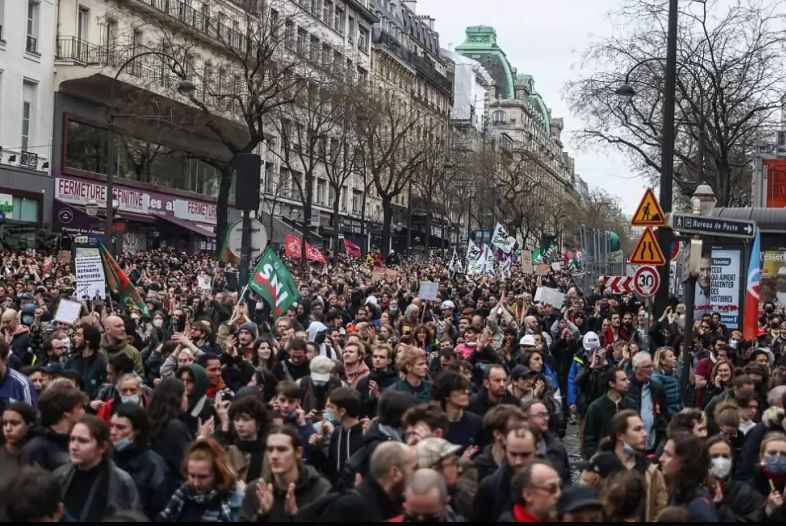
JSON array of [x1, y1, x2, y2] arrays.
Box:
[[356, 87, 427, 252], [412, 132, 452, 253], [566, 0, 786, 206], [496, 150, 547, 247]]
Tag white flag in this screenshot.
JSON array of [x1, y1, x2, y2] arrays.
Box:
[[491, 223, 516, 253], [466, 240, 481, 265], [481, 244, 496, 274], [501, 253, 513, 278], [448, 249, 462, 273]]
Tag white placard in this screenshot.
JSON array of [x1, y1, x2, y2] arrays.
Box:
[[54, 299, 83, 325], [551, 262, 562, 272], [534, 287, 566, 308], [74, 247, 106, 299], [418, 281, 439, 301], [197, 274, 212, 292]]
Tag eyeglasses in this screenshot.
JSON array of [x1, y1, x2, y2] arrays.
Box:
[[507, 450, 535, 460]]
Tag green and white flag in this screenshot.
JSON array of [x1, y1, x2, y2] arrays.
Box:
[[248, 246, 300, 317], [491, 223, 516, 253]]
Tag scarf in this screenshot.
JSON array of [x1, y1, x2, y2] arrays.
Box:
[[157, 484, 234, 522], [344, 360, 370, 388]]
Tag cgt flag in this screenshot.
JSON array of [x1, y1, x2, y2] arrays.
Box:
[[343, 238, 361, 258], [98, 243, 150, 317], [743, 228, 762, 341], [284, 234, 327, 264], [249, 246, 300, 316]]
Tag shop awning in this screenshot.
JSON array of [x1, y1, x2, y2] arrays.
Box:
[[155, 214, 216, 238]]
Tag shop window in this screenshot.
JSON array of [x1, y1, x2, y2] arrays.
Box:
[[10, 196, 39, 222]]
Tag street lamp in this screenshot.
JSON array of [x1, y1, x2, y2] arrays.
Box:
[[614, 83, 636, 102], [691, 182, 717, 216], [85, 199, 98, 217]]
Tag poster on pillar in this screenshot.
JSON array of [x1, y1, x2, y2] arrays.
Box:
[[694, 248, 741, 328]]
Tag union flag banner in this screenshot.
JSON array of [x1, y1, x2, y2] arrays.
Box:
[[98, 243, 150, 317], [283, 234, 327, 264], [248, 247, 300, 316]]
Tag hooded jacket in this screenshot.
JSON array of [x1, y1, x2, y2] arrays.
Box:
[[182, 363, 213, 436], [9, 325, 32, 365], [311, 422, 365, 486], [472, 462, 514, 522], [239, 462, 331, 522], [322, 473, 403, 522], [100, 335, 144, 376], [736, 406, 785, 482], [65, 349, 108, 399]]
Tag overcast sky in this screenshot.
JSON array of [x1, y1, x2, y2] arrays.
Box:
[[417, 0, 649, 214]]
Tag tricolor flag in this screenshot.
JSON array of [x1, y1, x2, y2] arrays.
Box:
[[248, 246, 300, 316], [98, 243, 150, 317], [743, 229, 761, 341]]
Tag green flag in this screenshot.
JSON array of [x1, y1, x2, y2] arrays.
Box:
[[248, 246, 300, 316], [98, 243, 150, 317]]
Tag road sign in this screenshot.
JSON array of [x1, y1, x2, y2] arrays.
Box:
[[669, 239, 680, 260], [600, 275, 634, 294], [671, 214, 755, 239], [631, 188, 665, 226], [634, 265, 661, 297], [630, 227, 666, 265], [226, 219, 268, 261]]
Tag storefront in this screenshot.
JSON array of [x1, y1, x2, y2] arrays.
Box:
[[0, 164, 53, 250], [53, 174, 217, 254]]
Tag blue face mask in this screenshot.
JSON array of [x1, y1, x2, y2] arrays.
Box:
[[114, 437, 133, 452], [121, 394, 141, 405], [313, 380, 328, 388], [765, 454, 786, 475], [323, 410, 340, 425]]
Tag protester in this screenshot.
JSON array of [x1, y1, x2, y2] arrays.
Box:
[[499, 459, 562, 522], [0, 401, 36, 491]]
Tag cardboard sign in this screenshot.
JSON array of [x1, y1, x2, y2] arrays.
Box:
[[385, 269, 398, 282], [418, 281, 439, 301], [521, 250, 533, 273], [54, 299, 83, 325], [535, 264, 550, 276], [57, 250, 72, 265], [74, 247, 106, 300], [551, 262, 562, 272]]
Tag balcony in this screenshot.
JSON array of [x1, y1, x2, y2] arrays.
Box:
[[372, 28, 452, 93], [128, 0, 247, 53], [56, 37, 106, 65], [26, 35, 39, 55]]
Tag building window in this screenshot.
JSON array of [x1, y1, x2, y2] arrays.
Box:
[[322, 43, 331, 66], [352, 189, 362, 214], [285, 19, 295, 47], [323, 0, 332, 24], [310, 35, 319, 61], [358, 26, 369, 53], [10, 196, 39, 222], [26, 0, 39, 54], [334, 5, 344, 33], [77, 6, 89, 44], [347, 16, 355, 43], [297, 28, 307, 53], [21, 81, 36, 151], [341, 185, 347, 211], [357, 66, 367, 84], [317, 178, 326, 205], [492, 110, 505, 125]]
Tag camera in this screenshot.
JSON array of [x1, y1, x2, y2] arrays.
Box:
[[215, 388, 234, 404]]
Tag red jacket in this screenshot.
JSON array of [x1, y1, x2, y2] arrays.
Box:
[[511, 503, 542, 522]]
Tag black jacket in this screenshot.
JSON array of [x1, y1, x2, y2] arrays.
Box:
[[715, 479, 764, 522], [356, 367, 399, 418], [311, 422, 365, 486], [472, 463, 513, 522], [19, 425, 70, 471], [540, 431, 571, 485], [65, 350, 107, 399], [335, 422, 399, 490], [55, 460, 142, 521], [151, 418, 193, 490], [736, 407, 785, 482], [114, 445, 170, 520], [471, 444, 499, 484], [575, 362, 613, 416], [468, 387, 520, 416], [322, 474, 402, 522]]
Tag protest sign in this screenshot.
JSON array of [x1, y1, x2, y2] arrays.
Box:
[[535, 264, 550, 276], [75, 247, 106, 299], [694, 248, 741, 328], [197, 274, 212, 292], [534, 287, 566, 308], [521, 250, 533, 273], [385, 269, 398, 282], [54, 299, 83, 325], [57, 250, 72, 265], [551, 262, 562, 272], [418, 281, 439, 301]]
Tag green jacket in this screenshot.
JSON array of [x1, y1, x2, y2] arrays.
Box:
[[581, 393, 636, 459], [100, 336, 144, 376]]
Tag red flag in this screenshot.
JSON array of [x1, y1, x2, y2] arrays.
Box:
[[283, 233, 327, 264], [343, 238, 361, 258], [743, 229, 761, 341]]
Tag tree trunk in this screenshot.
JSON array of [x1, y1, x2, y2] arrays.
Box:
[[360, 186, 368, 254], [331, 184, 341, 259], [301, 176, 314, 272], [425, 201, 432, 256], [214, 163, 233, 258], [381, 196, 393, 256]]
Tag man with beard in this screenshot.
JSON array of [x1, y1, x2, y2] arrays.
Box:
[[273, 338, 311, 382], [468, 365, 519, 417], [323, 441, 418, 522], [602, 312, 630, 349], [65, 324, 107, 399], [357, 343, 399, 418], [100, 316, 144, 376]]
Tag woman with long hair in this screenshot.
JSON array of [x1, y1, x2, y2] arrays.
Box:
[[110, 402, 170, 519], [157, 437, 243, 522], [252, 337, 277, 372], [601, 469, 647, 522], [659, 431, 718, 521], [148, 377, 194, 491], [56, 415, 142, 521], [703, 359, 734, 408], [753, 432, 786, 521], [0, 401, 35, 491], [651, 347, 683, 418], [412, 324, 435, 353], [600, 409, 667, 521]]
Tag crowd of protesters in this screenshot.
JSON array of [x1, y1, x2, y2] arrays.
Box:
[[0, 246, 784, 522]]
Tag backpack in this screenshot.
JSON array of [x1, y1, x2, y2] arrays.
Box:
[[293, 488, 359, 522]]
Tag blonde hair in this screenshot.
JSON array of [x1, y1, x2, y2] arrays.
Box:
[[396, 345, 427, 374], [653, 347, 673, 370]]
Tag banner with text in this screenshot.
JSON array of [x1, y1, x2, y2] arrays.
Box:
[[694, 248, 741, 328]]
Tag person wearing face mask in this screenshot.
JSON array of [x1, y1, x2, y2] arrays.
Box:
[[704, 435, 763, 522], [97, 373, 148, 423], [309, 387, 364, 487], [598, 409, 666, 521], [754, 432, 786, 520], [110, 403, 169, 519]]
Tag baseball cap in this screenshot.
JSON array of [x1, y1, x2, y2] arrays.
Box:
[[440, 300, 455, 311], [310, 355, 334, 383], [510, 365, 536, 380], [576, 452, 625, 478], [557, 485, 603, 514], [415, 438, 461, 469], [519, 334, 536, 347], [40, 362, 65, 375], [582, 331, 600, 351]]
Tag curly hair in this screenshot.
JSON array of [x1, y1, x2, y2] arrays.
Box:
[[396, 345, 427, 375]]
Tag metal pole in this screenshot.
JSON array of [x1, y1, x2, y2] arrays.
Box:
[[105, 88, 116, 256], [406, 180, 412, 257], [681, 274, 697, 395], [654, 0, 679, 318], [239, 209, 252, 291]]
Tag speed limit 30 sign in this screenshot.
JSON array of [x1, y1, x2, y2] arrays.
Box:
[[633, 266, 661, 297]]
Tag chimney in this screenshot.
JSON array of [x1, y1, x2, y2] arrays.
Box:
[[402, 0, 417, 14]]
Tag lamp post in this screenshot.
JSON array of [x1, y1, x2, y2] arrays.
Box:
[[85, 199, 99, 218], [680, 182, 716, 394], [104, 51, 196, 255]]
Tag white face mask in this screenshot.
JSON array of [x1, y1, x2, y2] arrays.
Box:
[[153, 318, 164, 328], [709, 457, 732, 479]]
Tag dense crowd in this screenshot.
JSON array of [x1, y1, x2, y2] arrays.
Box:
[[0, 246, 784, 522]]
